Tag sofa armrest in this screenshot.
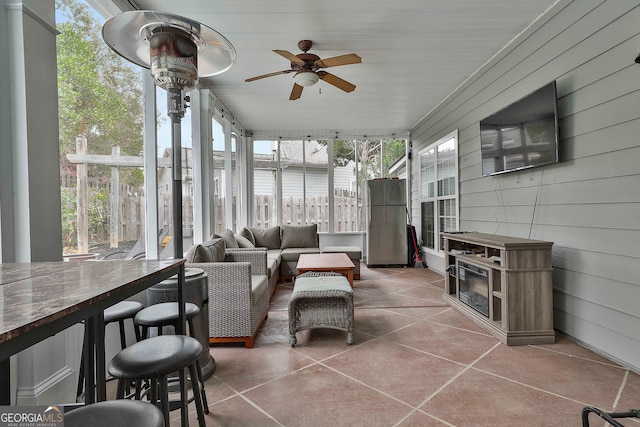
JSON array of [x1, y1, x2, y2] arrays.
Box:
[[224, 248, 268, 276], [186, 261, 253, 299]]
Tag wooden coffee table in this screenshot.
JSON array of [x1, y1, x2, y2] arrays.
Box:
[[296, 253, 355, 287]]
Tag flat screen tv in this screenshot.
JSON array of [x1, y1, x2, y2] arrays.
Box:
[[480, 81, 559, 176]]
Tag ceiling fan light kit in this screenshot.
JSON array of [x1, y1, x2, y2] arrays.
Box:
[[245, 39, 361, 100], [294, 71, 319, 87]]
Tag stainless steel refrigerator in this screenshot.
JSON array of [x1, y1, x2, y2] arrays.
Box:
[[366, 178, 407, 266]]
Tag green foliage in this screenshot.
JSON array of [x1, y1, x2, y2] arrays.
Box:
[[383, 139, 406, 172], [56, 0, 144, 159], [57, 0, 146, 249], [321, 138, 406, 179], [61, 187, 78, 246], [88, 187, 109, 243]]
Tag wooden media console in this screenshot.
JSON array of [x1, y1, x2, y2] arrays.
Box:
[[442, 232, 554, 345]]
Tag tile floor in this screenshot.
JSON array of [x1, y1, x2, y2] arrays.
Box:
[[171, 265, 640, 427]]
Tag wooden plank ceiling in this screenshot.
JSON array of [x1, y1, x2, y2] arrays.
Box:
[[131, 0, 557, 134]]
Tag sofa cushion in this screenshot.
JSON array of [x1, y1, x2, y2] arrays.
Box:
[[234, 233, 255, 248], [185, 238, 226, 263], [240, 227, 255, 246], [249, 226, 281, 249], [266, 249, 282, 269], [322, 245, 362, 259], [280, 224, 318, 249], [251, 274, 269, 306], [211, 229, 238, 249], [280, 247, 321, 262], [266, 257, 279, 279]]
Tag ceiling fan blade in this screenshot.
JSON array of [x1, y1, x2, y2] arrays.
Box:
[[274, 50, 305, 64], [315, 53, 362, 68], [317, 71, 356, 93], [245, 70, 293, 82], [290, 83, 303, 100]]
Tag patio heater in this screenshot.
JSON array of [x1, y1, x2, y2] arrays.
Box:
[[102, 11, 236, 258]]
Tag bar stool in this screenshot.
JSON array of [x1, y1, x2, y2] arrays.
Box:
[[134, 302, 209, 412], [65, 400, 164, 427], [108, 335, 206, 427], [76, 300, 143, 401]]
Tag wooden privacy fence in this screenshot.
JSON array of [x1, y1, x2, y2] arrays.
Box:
[[63, 189, 364, 249], [253, 194, 365, 232], [63, 189, 363, 248], [61, 180, 194, 245]]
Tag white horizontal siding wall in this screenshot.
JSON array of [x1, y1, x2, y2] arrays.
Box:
[[334, 163, 355, 191], [410, 0, 640, 372], [254, 169, 274, 195]]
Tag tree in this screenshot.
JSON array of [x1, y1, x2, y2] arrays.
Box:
[[325, 138, 406, 180], [57, 0, 145, 248], [57, 0, 144, 185]]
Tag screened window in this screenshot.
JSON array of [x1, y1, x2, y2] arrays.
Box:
[[57, 0, 145, 259], [420, 130, 458, 253], [252, 138, 405, 232]]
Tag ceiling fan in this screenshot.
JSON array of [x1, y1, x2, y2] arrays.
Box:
[[245, 40, 362, 100]]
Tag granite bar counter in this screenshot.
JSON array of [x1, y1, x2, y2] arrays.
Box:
[[0, 259, 186, 405]]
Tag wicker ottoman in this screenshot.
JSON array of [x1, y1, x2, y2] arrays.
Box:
[[288, 272, 354, 346]]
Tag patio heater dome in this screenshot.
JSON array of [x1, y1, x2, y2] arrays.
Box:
[[102, 10, 236, 90]]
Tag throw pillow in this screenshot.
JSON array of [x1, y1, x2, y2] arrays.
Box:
[[248, 226, 281, 249], [280, 224, 318, 248], [240, 227, 255, 246], [234, 233, 255, 248], [211, 229, 238, 249], [185, 238, 226, 263]]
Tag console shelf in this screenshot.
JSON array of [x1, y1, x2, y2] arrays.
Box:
[[442, 232, 554, 345]]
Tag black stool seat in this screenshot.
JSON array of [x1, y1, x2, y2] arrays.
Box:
[[108, 335, 207, 426], [104, 300, 144, 323], [108, 335, 202, 379], [133, 302, 210, 421], [134, 302, 199, 328], [65, 400, 164, 427]]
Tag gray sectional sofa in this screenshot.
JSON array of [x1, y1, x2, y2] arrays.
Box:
[[243, 224, 321, 296], [213, 224, 320, 298], [183, 223, 358, 347]]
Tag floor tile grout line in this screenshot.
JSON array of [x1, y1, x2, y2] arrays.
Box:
[[412, 342, 503, 412], [316, 352, 421, 411], [469, 363, 620, 411], [613, 370, 628, 410], [236, 392, 286, 426], [210, 344, 323, 394], [392, 407, 456, 427], [382, 339, 478, 369], [529, 341, 629, 370]]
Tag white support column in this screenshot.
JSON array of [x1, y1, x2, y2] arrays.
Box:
[[191, 88, 213, 242], [235, 133, 248, 228], [328, 139, 335, 233], [1, 0, 74, 404], [223, 118, 233, 230], [245, 134, 254, 226], [5, 0, 62, 262]]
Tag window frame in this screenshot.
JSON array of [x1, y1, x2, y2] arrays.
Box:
[[419, 129, 459, 256]]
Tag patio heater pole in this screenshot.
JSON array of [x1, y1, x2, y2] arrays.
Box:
[[168, 87, 184, 258]]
